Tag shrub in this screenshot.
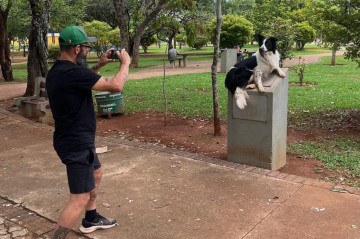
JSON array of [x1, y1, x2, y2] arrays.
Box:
[[48, 44, 60, 62]]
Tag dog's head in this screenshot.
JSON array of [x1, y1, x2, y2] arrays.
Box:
[[258, 35, 277, 55]]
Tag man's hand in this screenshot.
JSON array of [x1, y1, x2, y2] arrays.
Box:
[[91, 48, 116, 72], [99, 48, 117, 67], [116, 48, 131, 66]]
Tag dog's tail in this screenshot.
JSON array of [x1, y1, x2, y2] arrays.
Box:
[[234, 87, 249, 109]]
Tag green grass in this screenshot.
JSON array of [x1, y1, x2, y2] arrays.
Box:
[[288, 137, 360, 186], [12, 63, 28, 81], [288, 56, 360, 111], [121, 56, 359, 119], [122, 72, 228, 118]]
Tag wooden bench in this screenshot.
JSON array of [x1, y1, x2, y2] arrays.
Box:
[[15, 77, 52, 124], [178, 52, 215, 67]]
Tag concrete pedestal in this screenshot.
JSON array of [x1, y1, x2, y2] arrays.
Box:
[[221, 49, 237, 73], [227, 69, 289, 170]]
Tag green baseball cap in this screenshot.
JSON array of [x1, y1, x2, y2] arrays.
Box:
[[59, 25, 97, 46]]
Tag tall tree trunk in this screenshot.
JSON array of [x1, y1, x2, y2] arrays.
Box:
[[131, 32, 142, 68], [25, 0, 50, 96], [0, 1, 14, 82], [113, 0, 130, 51], [331, 44, 338, 66], [113, 0, 165, 68], [211, 0, 222, 136]]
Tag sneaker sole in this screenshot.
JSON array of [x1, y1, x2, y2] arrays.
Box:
[[79, 223, 117, 234]]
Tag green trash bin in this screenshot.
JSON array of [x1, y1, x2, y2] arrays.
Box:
[[95, 92, 124, 116]]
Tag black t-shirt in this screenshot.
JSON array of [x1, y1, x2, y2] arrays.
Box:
[[46, 60, 101, 152]]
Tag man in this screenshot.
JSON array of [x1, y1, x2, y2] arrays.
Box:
[[46, 25, 130, 239], [168, 45, 179, 68]]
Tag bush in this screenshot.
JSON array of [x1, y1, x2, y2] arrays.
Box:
[[294, 22, 316, 51], [48, 44, 60, 62], [208, 14, 253, 48]]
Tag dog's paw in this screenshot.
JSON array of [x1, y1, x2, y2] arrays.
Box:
[[246, 84, 256, 89], [258, 86, 265, 92], [236, 99, 247, 109], [278, 70, 286, 78]]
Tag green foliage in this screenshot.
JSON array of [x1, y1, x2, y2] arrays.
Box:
[[345, 43, 360, 67], [140, 35, 158, 53], [83, 0, 117, 28], [8, 0, 31, 41], [108, 28, 121, 46], [83, 20, 119, 57], [267, 18, 295, 63], [48, 43, 60, 62], [310, 0, 358, 64], [222, 0, 254, 16], [294, 21, 316, 50], [293, 57, 306, 85], [192, 35, 208, 50], [50, 0, 85, 32], [209, 14, 253, 48], [252, 0, 290, 35], [185, 21, 209, 49]]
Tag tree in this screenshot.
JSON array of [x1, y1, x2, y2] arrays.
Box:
[[0, 0, 14, 82], [252, 0, 289, 35], [267, 17, 295, 65], [83, 20, 119, 57], [113, 0, 166, 67], [50, 0, 85, 33], [8, 0, 31, 54], [209, 14, 253, 48], [211, 0, 222, 136], [84, 0, 117, 28], [25, 0, 50, 96], [113, 0, 195, 68], [330, 0, 360, 67], [222, 0, 254, 16], [155, 14, 182, 48], [185, 21, 209, 49], [312, 0, 353, 66], [293, 21, 316, 51]]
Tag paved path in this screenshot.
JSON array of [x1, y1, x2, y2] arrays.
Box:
[[0, 108, 359, 239]]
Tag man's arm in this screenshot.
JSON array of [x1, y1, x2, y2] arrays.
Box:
[[92, 63, 129, 92], [92, 49, 131, 92], [90, 49, 114, 73]]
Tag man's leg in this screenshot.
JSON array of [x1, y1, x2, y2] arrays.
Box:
[[53, 148, 97, 238], [53, 193, 90, 239], [79, 158, 117, 234], [86, 167, 103, 211]]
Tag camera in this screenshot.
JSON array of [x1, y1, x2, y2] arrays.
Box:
[[110, 47, 122, 59]]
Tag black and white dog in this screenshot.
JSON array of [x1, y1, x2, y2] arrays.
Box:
[[225, 35, 286, 109]]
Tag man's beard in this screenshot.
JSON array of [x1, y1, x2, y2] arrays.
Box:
[[76, 50, 88, 67]]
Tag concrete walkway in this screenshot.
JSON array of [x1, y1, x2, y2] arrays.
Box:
[[0, 103, 359, 239]]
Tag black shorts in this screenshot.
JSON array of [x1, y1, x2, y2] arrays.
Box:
[[56, 148, 101, 194]]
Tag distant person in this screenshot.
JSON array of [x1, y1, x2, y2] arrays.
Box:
[[235, 45, 244, 62], [168, 45, 180, 68], [46, 25, 130, 239]]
